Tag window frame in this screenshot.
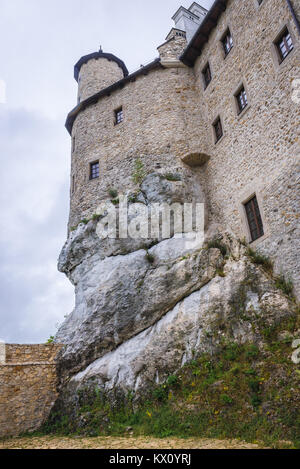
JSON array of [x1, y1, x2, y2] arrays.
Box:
[[221, 28, 234, 57], [274, 27, 294, 63], [89, 161, 100, 180], [235, 85, 248, 115], [202, 62, 212, 89], [243, 195, 264, 243], [114, 106, 124, 125], [212, 116, 223, 144]]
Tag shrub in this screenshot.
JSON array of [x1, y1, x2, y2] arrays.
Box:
[[275, 275, 294, 296], [166, 375, 179, 387], [108, 188, 118, 199], [224, 343, 240, 361], [146, 252, 155, 264], [132, 159, 146, 186], [216, 268, 226, 277], [245, 345, 260, 360], [246, 248, 273, 272], [164, 173, 181, 182], [207, 240, 228, 257], [153, 386, 168, 402], [220, 394, 233, 405]]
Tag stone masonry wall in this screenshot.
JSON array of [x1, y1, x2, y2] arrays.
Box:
[[193, 0, 300, 295], [0, 344, 62, 438], [67, 0, 299, 295], [78, 58, 124, 102], [69, 61, 208, 229]]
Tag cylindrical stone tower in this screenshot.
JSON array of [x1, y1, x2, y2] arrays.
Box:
[[74, 50, 129, 102]]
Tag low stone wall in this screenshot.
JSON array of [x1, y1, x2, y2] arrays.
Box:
[[0, 344, 62, 438]]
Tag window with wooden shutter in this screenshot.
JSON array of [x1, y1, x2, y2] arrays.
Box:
[[275, 28, 294, 62], [213, 116, 223, 143], [202, 63, 212, 89], [221, 28, 233, 57], [244, 196, 264, 242], [235, 86, 248, 114]]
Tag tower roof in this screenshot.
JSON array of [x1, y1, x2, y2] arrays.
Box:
[[74, 51, 129, 82], [180, 0, 228, 66]]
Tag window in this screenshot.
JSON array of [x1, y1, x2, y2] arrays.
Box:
[[213, 117, 223, 143], [114, 107, 123, 125], [202, 63, 212, 89], [90, 161, 99, 180], [244, 196, 264, 242], [72, 136, 75, 153], [257, 0, 263, 5], [221, 28, 233, 56], [72, 175, 75, 194], [275, 28, 294, 62], [235, 86, 248, 114]]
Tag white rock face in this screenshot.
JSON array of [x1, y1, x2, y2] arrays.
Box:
[[56, 172, 210, 383], [54, 175, 293, 405], [59, 256, 291, 403], [56, 224, 224, 382]]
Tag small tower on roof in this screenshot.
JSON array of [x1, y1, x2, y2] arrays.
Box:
[[172, 2, 207, 43], [74, 50, 128, 103]]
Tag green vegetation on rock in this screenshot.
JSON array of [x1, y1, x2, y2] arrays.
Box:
[[40, 312, 300, 448]]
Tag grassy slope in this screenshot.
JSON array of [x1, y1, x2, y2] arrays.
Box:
[[40, 247, 300, 449], [41, 320, 300, 448]]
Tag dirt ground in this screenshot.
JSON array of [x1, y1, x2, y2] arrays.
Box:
[[0, 436, 265, 449]]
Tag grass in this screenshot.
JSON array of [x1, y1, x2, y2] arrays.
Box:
[[132, 159, 146, 186], [108, 189, 118, 199], [146, 252, 155, 264], [40, 330, 300, 448], [246, 248, 295, 299], [275, 274, 294, 296], [164, 173, 182, 182], [246, 248, 273, 273], [207, 240, 228, 257], [92, 214, 102, 221]]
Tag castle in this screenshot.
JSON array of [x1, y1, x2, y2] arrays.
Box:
[[66, 0, 300, 296], [1, 0, 299, 439]]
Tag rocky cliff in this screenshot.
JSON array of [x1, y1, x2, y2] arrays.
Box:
[[53, 173, 297, 419]]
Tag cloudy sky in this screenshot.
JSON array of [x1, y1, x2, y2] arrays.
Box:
[[0, 0, 214, 344]]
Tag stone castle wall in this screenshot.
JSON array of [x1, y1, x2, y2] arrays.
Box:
[[70, 56, 208, 229], [67, 0, 299, 293], [0, 344, 62, 438], [192, 0, 300, 294], [78, 58, 124, 102]]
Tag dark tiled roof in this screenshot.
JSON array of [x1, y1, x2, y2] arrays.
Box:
[[180, 0, 228, 67], [74, 51, 129, 82], [66, 58, 162, 135]]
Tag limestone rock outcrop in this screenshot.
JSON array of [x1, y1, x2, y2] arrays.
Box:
[[54, 173, 294, 410]]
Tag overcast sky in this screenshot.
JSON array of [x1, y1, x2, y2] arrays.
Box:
[[0, 0, 214, 344]]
